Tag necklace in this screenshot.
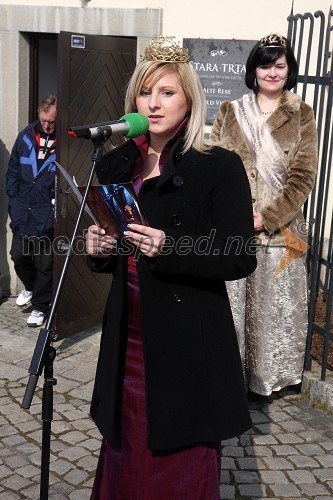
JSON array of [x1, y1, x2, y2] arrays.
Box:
[[261, 111, 274, 115]]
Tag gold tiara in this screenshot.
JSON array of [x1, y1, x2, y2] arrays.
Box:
[[140, 36, 190, 63], [259, 33, 287, 48]]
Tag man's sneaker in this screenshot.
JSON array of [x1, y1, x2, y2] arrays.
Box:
[[16, 290, 33, 306], [27, 310, 45, 327]]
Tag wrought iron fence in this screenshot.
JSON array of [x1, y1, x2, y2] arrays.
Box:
[[287, 8, 333, 380]]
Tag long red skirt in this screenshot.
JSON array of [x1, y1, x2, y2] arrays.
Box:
[[91, 257, 221, 499]]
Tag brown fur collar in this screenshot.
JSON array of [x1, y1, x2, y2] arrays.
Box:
[[267, 91, 302, 131]]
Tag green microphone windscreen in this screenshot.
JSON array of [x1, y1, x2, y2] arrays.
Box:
[[121, 113, 149, 138]]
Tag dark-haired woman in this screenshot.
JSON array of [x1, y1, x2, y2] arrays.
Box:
[[210, 33, 318, 400]]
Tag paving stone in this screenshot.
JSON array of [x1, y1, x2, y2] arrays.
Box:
[[275, 432, 305, 444], [59, 430, 88, 445], [262, 456, 295, 469], [69, 489, 91, 500], [0, 425, 18, 438], [49, 458, 74, 475], [315, 454, 333, 467], [2, 435, 27, 447], [269, 483, 302, 497], [286, 469, 317, 484], [283, 405, 303, 415], [237, 457, 266, 470], [76, 454, 99, 472], [313, 497, 333, 500], [254, 423, 282, 434], [80, 438, 101, 452], [0, 464, 13, 479], [233, 471, 260, 483], [73, 419, 96, 432], [220, 470, 231, 483], [219, 484, 235, 499], [278, 420, 306, 432], [58, 446, 91, 461], [260, 470, 289, 483], [295, 400, 312, 409], [239, 434, 252, 446], [271, 444, 299, 456], [297, 430, 325, 441], [63, 467, 89, 485], [2, 455, 29, 468], [245, 445, 273, 456], [289, 455, 320, 468], [249, 412, 270, 424], [14, 465, 40, 480], [221, 457, 237, 470], [312, 468, 333, 481], [238, 483, 267, 497], [299, 482, 331, 496], [1, 473, 32, 490], [295, 443, 325, 455], [221, 446, 244, 457], [251, 434, 278, 445], [321, 441, 333, 451], [265, 411, 292, 422]]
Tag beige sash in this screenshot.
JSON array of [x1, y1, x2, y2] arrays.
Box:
[[231, 92, 303, 238], [231, 92, 288, 196]]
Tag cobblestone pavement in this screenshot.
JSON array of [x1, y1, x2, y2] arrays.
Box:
[[1, 296, 333, 499]]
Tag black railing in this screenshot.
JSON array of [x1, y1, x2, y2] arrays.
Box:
[[287, 8, 333, 380]]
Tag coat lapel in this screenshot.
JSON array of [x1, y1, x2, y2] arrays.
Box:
[[267, 90, 301, 133], [156, 137, 184, 188]]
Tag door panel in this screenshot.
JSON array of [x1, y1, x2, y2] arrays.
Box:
[[54, 32, 136, 339]]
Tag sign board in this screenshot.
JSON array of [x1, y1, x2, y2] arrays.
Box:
[[183, 38, 256, 124]]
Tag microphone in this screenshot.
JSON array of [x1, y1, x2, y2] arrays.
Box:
[[68, 113, 149, 139]]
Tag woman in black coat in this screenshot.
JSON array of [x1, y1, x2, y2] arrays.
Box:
[[86, 36, 257, 500]]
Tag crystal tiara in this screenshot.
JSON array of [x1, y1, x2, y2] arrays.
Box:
[[259, 33, 287, 48], [140, 36, 190, 63]]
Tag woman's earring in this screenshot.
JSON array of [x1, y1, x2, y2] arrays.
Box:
[[284, 76, 288, 88], [254, 77, 257, 88]]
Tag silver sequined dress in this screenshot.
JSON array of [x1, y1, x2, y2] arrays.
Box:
[[226, 247, 308, 395]]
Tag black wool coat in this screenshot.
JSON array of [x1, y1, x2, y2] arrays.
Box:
[[88, 137, 257, 451]]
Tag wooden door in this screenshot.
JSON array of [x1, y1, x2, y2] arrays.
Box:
[[54, 32, 136, 339]]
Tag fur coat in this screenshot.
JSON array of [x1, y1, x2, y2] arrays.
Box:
[[210, 90, 318, 246]]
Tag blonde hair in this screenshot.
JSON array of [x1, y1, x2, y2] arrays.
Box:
[[125, 61, 211, 154]]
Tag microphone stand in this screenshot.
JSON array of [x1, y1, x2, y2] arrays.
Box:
[[21, 127, 112, 500]]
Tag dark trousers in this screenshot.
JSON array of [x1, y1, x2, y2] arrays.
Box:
[[10, 235, 53, 314]]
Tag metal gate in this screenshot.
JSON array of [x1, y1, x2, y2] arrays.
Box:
[[287, 8, 333, 380]]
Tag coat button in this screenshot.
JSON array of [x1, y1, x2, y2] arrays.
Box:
[[174, 294, 182, 303], [250, 172, 256, 178], [171, 214, 182, 226], [251, 198, 256, 203], [121, 154, 129, 162], [172, 175, 183, 187]]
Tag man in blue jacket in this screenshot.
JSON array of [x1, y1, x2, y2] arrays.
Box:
[[6, 95, 57, 326]]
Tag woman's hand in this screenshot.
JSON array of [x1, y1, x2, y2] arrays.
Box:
[[124, 224, 166, 257], [253, 212, 265, 232], [86, 225, 116, 257]]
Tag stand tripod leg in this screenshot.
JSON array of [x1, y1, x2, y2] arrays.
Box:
[[40, 346, 57, 500]]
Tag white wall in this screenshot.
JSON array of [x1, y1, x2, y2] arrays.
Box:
[[0, 0, 331, 40]]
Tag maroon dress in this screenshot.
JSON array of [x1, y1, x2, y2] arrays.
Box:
[[90, 255, 221, 499], [91, 129, 221, 499]]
